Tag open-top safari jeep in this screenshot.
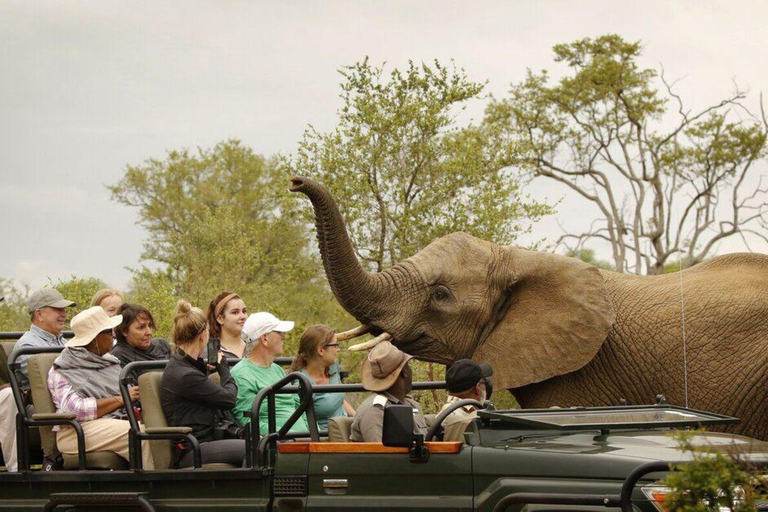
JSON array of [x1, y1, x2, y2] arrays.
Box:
[[1, 344, 767, 512]]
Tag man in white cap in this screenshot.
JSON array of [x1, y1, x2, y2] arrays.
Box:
[[0, 288, 75, 471], [231, 312, 309, 435], [350, 341, 428, 443], [47, 306, 154, 469]]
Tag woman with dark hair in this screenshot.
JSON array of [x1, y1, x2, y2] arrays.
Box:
[[111, 303, 171, 368], [161, 300, 244, 468], [48, 306, 155, 469], [206, 292, 247, 360], [289, 325, 355, 430]]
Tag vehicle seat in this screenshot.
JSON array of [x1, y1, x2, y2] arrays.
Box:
[[328, 416, 353, 442], [28, 353, 128, 470], [138, 371, 236, 470]]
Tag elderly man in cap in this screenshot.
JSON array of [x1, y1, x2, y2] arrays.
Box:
[[12, 288, 76, 388], [0, 288, 75, 471], [350, 341, 428, 443], [47, 306, 154, 469], [231, 312, 309, 435], [439, 359, 493, 442]]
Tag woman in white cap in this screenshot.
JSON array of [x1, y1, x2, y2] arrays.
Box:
[[231, 312, 309, 435], [47, 306, 155, 469]]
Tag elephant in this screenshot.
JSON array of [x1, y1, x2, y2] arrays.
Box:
[[290, 176, 768, 440]]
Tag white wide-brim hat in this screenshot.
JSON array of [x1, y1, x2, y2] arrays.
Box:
[[67, 306, 123, 348]]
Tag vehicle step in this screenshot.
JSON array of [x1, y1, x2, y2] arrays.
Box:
[[43, 492, 154, 511]]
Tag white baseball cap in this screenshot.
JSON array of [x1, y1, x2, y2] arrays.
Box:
[[241, 312, 294, 343]]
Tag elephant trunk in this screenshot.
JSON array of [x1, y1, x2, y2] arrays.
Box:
[[290, 177, 383, 322]]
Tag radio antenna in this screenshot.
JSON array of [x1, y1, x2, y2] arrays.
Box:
[[678, 251, 689, 408]]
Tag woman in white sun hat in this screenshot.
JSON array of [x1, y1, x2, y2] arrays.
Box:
[[231, 312, 309, 436], [47, 306, 155, 469]]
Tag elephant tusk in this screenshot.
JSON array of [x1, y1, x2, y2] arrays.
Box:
[[347, 332, 392, 352], [336, 325, 371, 342]]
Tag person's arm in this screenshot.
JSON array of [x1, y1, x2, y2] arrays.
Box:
[[177, 365, 237, 409], [48, 369, 98, 421], [95, 386, 139, 418], [343, 398, 356, 416], [231, 370, 257, 427]]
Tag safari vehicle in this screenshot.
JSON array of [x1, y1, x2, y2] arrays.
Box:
[[1, 342, 768, 512]]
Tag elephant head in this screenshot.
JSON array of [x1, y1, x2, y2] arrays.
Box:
[[291, 177, 616, 389]]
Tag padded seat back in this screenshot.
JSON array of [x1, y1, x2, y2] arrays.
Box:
[[28, 353, 128, 470], [27, 353, 60, 457], [2, 341, 17, 358], [138, 371, 173, 470], [327, 416, 353, 442]]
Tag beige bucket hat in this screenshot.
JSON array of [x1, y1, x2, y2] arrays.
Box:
[[67, 306, 123, 348], [361, 340, 414, 392]]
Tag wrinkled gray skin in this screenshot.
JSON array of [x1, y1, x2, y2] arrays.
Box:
[[291, 177, 768, 440]]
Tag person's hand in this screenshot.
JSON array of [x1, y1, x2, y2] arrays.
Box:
[[217, 350, 223, 365], [128, 385, 140, 402]]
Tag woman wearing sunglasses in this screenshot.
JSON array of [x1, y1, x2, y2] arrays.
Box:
[[288, 325, 355, 431]]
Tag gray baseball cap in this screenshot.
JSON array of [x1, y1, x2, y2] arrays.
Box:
[[28, 289, 76, 313]]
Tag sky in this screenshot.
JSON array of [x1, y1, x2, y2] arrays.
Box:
[[1, 0, 766, 292]]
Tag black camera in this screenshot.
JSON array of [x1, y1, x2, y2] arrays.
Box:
[[213, 419, 245, 441]]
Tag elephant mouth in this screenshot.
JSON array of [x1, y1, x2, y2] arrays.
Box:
[[344, 326, 455, 364]]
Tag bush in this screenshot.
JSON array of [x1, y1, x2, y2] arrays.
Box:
[[662, 430, 768, 511]]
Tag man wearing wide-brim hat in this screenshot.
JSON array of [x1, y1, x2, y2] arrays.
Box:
[[47, 306, 155, 469], [350, 341, 428, 442]]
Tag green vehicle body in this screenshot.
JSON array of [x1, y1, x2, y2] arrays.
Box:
[[1, 345, 767, 511]]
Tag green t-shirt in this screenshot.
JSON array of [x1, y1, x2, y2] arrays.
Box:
[[231, 359, 309, 435]]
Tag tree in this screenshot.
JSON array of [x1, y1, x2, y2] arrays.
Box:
[[284, 58, 553, 273], [110, 139, 350, 341], [0, 278, 30, 332], [486, 35, 768, 275], [50, 275, 109, 324], [284, 59, 550, 410]]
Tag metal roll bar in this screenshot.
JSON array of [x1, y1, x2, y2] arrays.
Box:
[[249, 371, 319, 469], [425, 398, 484, 441], [120, 360, 203, 470], [7, 346, 88, 471]]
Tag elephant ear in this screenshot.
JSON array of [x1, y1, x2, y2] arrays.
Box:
[[473, 247, 615, 390]]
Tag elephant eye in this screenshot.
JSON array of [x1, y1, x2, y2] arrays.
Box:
[[431, 285, 452, 302]]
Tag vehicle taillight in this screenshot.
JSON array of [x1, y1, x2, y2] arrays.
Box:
[[640, 484, 671, 512]]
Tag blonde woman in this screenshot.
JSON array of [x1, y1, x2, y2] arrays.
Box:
[[89, 289, 124, 317], [289, 325, 355, 431], [160, 300, 244, 468]]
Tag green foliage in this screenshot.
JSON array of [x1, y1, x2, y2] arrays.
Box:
[[284, 58, 553, 272], [487, 34, 768, 275], [0, 278, 30, 332], [110, 139, 352, 346], [663, 430, 768, 511], [49, 275, 109, 325], [565, 248, 615, 270], [0, 276, 109, 332]]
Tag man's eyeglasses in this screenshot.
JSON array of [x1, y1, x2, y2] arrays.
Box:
[[324, 343, 340, 348]]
